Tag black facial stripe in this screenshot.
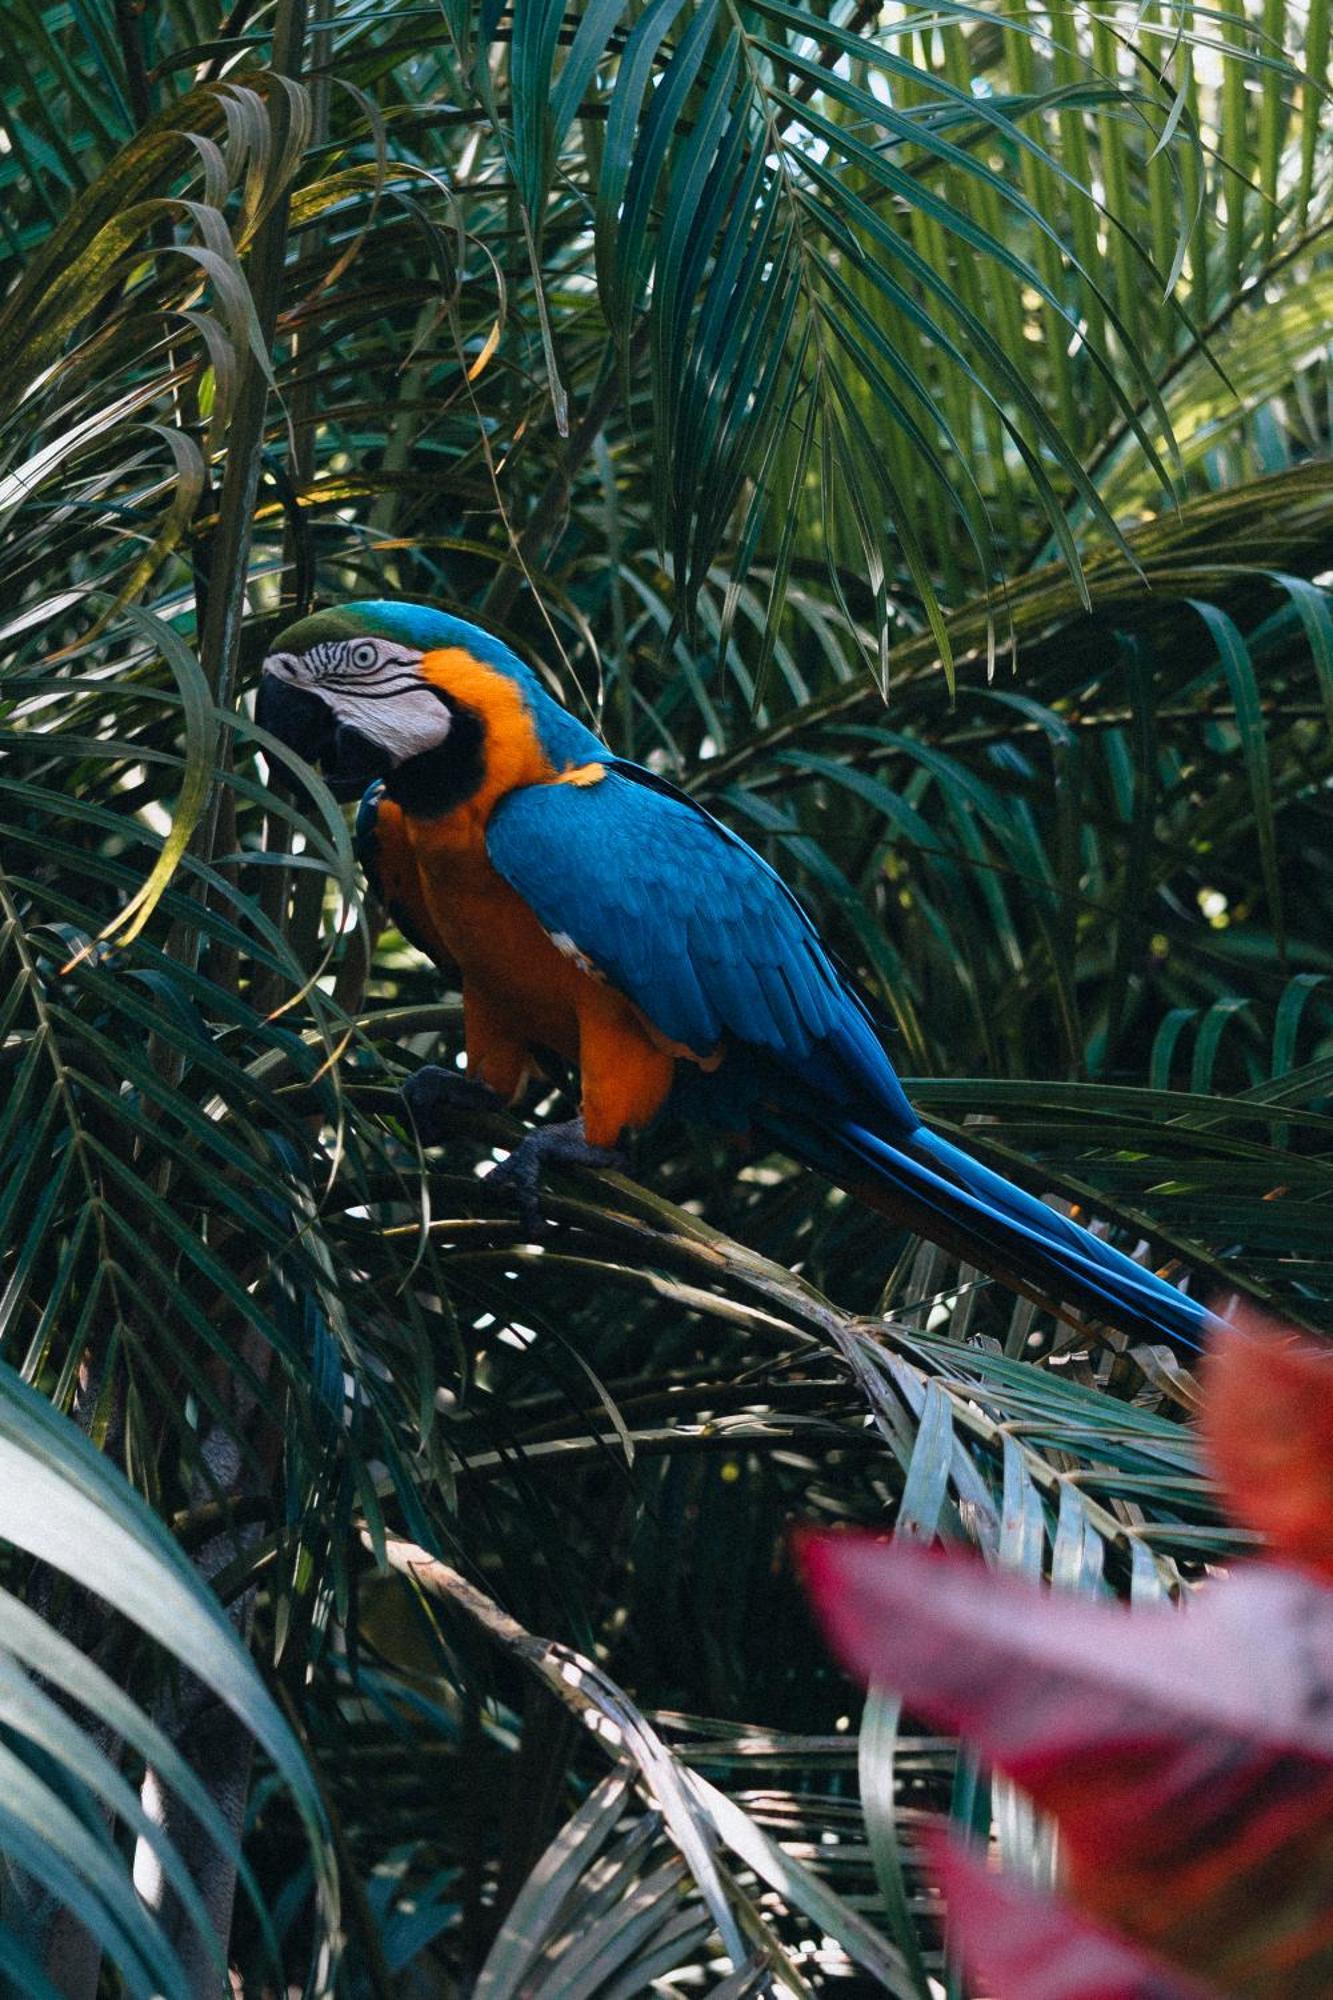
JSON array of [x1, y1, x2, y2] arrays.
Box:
[[298, 640, 421, 685], [319, 676, 428, 700]]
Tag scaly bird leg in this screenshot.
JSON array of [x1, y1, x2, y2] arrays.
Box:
[[489, 1117, 626, 1234], [402, 1063, 503, 1144]]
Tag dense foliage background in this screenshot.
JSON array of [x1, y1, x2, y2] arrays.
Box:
[[0, 0, 1330, 1992]]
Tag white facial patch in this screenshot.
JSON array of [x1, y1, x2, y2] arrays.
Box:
[[319, 681, 453, 762], [263, 635, 452, 765]]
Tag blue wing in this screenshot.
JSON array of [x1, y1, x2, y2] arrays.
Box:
[[486, 764, 1210, 1353], [485, 763, 914, 1127]]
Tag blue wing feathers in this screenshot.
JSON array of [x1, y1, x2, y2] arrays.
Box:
[[485, 760, 1205, 1353], [486, 764, 903, 1107]]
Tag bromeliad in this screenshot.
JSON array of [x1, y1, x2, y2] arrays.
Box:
[[257, 599, 1210, 1351]]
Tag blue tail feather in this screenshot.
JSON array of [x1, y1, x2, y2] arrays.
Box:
[[761, 1104, 1210, 1352]]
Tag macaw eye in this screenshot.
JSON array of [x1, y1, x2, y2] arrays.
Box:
[[349, 640, 380, 670]]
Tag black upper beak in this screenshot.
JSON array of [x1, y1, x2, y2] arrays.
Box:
[[257, 674, 336, 769], [256, 674, 385, 803]]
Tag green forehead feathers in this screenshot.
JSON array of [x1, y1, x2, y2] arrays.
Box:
[[269, 606, 411, 654], [270, 600, 533, 672]]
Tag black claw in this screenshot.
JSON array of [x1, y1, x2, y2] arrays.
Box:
[[402, 1064, 502, 1144], [489, 1118, 625, 1232], [491, 1145, 546, 1238]]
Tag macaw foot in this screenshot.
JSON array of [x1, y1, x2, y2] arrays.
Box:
[[401, 1064, 503, 1144], [489, 1118, 626, 1234]]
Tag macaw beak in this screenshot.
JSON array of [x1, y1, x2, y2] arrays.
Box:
[[256, 672, 386, 803]]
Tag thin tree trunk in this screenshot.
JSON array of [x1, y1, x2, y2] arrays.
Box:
[[133, 1417, 261, 1995]]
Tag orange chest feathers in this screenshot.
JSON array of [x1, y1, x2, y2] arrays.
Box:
[[376, 792, 588, 1060], [370, 787, 682, 1146]]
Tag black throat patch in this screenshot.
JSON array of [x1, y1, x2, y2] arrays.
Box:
[[384, 693, 486, 817]]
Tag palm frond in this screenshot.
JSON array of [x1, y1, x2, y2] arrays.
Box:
[[0, 1357, 335, 1993]]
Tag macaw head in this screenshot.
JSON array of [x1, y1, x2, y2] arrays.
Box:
[[257, 599, 602, 813]]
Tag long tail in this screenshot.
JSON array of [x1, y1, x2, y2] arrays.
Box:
[[760, 1105, 1210, 1352]]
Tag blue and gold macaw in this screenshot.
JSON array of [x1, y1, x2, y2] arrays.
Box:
[[257, 599, 1210, 1350]]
